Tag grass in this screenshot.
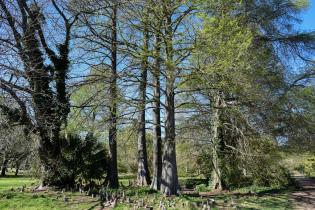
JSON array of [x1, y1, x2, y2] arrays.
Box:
[[0, 175, 99, 210], [237, 193, 292, 210], [0, 175, 36, 192], [0, 175, 294, 210]]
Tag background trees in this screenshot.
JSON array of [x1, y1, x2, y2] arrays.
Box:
[[0, 113, 33, 176]]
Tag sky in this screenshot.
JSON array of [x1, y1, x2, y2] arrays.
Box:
[[299, 0, 315, 31]]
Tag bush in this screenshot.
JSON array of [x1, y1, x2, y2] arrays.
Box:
[[47, 133, 107, 187], [197, 137, 292, 189], [304, 156, 315, 176], [251, 164, 292, 187], [246, 139, 292, 187]]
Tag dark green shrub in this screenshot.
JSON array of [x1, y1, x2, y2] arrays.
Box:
[[47, 133, 107, 187]]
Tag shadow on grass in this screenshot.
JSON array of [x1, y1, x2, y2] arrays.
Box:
[[0, 175, 32, 179]]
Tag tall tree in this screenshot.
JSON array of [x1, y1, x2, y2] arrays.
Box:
[[136, 5, 151, 186], [108, 3, 119, 188], [159, 0, 195, 195], [73, 0, 123, 188], [150, 14, 163, 190], [0, 0, 77, 186]]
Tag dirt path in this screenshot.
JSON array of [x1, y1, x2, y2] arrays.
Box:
[[292, 176, 315, 210]]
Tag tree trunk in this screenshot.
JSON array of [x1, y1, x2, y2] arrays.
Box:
[[210, 94, 222, 190], [151, 31, 162, 191], [1, 155, 8, 176], [137, 16, 151, 186], [108, 4, 119, 189], [37, 128, 58, 187], [160, 10, 179, 195], [160, 89, 179, 195], [15, 162, 20, 176]]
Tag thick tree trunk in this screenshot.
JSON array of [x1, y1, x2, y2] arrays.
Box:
[[137, 114, 151, 186], [210, 94, 222, 190], [160, 5, 179, 196], [160, 90, 179, 195], [37, 128, 59, 187], [137, 18, 151, 186], [108, 4, 119, 189], [151, 32, 162, 191]]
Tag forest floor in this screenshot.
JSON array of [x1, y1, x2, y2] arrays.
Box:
[[291, 176, 315, 210], [0, 174, 304, 210]]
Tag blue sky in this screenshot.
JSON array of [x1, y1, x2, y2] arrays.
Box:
[[300, 0, 315, 31]]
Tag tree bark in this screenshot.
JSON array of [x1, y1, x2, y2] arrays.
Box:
[[108, 4, 119, 189], [137, 14, 151, 186], [151, 31, 162, 191], [161, 88, 179, 195]]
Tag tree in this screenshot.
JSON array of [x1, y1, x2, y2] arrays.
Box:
[[150, 8, 163, 190], [0, 110, 33, 176], [158, 0, 196, 195], [0, 0, 77, 186], [136, 4, 151, 186], [187, 0, 315, 189], [73, 0, 123, 188], [107, 2, 119, 189]]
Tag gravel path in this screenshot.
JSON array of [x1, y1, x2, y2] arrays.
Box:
[[292, 176, 315, 210]]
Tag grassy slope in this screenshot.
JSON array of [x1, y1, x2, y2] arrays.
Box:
[[0, 175, 293, 210]]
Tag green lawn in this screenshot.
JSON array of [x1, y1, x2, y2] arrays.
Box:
[[0, 176, 99, 210], [0, 175, 293, 210], [0, 176, 37, 192]]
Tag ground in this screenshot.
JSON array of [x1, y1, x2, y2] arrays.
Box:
[[0, 174, 312, 209], [291, 176, 315, 210]]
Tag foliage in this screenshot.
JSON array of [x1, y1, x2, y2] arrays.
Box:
[[304, 155, 315, 176], [195, 184, 209, 192], [288, 153, 315, 176], [238, 138, 291, 187], [197, 137, 292, 188]]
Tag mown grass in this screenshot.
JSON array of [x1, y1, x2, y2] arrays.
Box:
[[0, 175, 99, 210], [0, 175, 36, 192], [0, 175, 294, 210]]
